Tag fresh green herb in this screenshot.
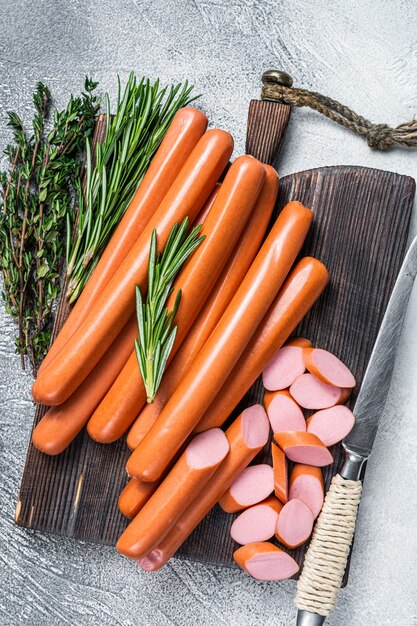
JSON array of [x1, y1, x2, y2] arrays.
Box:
[[135, 219, 205, 403], [0, 79, 99, 373], [66, 73, 199, 302]]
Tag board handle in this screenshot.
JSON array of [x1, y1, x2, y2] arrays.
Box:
[[295, 474, 363, 623]]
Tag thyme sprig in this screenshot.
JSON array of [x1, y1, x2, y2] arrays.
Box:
[[135, 219, 205, 403], [66, 73, 199, 302], [0, 79, 99, 373]]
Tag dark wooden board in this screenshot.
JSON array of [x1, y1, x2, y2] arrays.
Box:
[[15, 101, 415, 577]]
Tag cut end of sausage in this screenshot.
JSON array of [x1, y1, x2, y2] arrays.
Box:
[[241, 404, 270, 449], [219, 464, 274, 512], [230, 497, 282, 545], [303, 348, 356, 388], [274, 431, 333, 467], [262, 345, 306, 391], [289, 373, 344, 409], [186, 428, 229, 469], [306, 405, 355, 447], [234, 542, 299, 581], [264, 390, 306, 434], [276, 498, 314, 548]]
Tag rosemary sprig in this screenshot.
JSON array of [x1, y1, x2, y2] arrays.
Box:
[[66, 73, 199, 302], [0, 78, 99, 373], [135, 219, 205, 403]]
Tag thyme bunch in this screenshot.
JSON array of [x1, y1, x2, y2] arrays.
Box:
[[0, 79, 99, 373]]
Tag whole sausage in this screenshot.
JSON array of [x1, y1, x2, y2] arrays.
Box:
[[126, 165, 279, 450], [264, 389, 306, 434], [302, 347, 356, 388], [233, 542, 299, 581], [289, 373, 351, 410], [195, 257, 329, 433], [218, 464, 274, 513], [275, 498, 314, 548], [230, 496, 283, 545], [87, 155, 266, 442], [289, 464, 324, 519], [38, 108, 208, 376], [274, 431, 333, 466], [271, 442, 288, 504], [116, 428, 230, 559], [136, 404, 270, 571], [32, 129, 234, 405], [127, 202, 314, 482], [32, 315, 139, 455], [192, 183, 220, 225]]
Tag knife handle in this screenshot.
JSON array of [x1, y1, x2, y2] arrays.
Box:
[[295, 473, 363, 624]]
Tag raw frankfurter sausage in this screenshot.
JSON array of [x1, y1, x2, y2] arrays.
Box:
[[116, 428, 229, 559], [127, 202, 314, 482], [31, 316, 139, 455], [286, 337, 312, 348], [137, 405, 269, 571], [192, 184, 220, 225], [263, 343, 306, 391], [303, 347, 356, 388], [289, 464, 324, 519], [219, 464, 274, 513], [195, 257, 329, 433], [289, 373, 350, 410], [38, 108, 208, 376], [230, 496, 283, 545], [306, 405, 355, 447], [264, 389, 306, 434], [271, 442, 288, 504], [87, 156, 266, 442], [233, 542, 299, 581], [274, 431, 333, 466], [275, 498, 314, 548], [118, 479, 160, 519], [33, 129, 234, 406], [126, 165, 279, 450]]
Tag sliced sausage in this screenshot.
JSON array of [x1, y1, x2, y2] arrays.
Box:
[[33, 129, 234, 406], [127, 203, 314, 482], [264, 389, 306, 434], [289, 464, 324, 519], [303, 348, 356, 388], [275, 498, 314, 548], [274, 431, 333, 466], [87, 155, 265, 442], [117, 428, 229, 559], [38, 108, 208, 376], [271, 442, 288, 504], [118, 479, 160, 519], [126, 165, 279, 450], [306, 405, 355, 446], [263, 344, 306, 391], [219, 464, 274, 513], [195, 257, 329, 434], [230, 496, 283, 545], [233, 542, 299, 581], [289, 373, 351, 410]]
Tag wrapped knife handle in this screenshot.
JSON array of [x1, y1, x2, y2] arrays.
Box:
[[295, 474, 363, 624]]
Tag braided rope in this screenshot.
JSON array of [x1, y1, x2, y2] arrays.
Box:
[[262, 81, 417, 150], [295, 474, 363, 616]]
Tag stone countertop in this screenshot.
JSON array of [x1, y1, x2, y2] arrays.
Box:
[[0, 1, 416, 624]]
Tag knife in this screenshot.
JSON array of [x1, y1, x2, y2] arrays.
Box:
[[295, 235, 417, 625]]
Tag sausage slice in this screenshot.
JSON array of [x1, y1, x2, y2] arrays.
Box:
[[233, 542, 299, 580], [289, 373, 350, 409], [289, 464, 324, 519], [264, 389, 306, 433], [275, 498, 314, 548], [303, 347, 356, 388], [219, 464, 274, 513], [230, 496, 282, 545], [274, 431, 333, 467], [306, 405, 355, 447]]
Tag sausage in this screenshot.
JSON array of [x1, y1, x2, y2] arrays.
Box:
[[264, 389, 306, 434], [195, 257, 329, 433], [289, 373, 351, 410], [38, 108, 208, 376], [118, 479, 160, 519], [271, 442, 288, 504], [306, 405, 355, 447], [193, 183, 220, 225], [136, 405, 270, 571], [219, 464, 274, 513], [289, 464, 324, 519], [126, 165, 279, 450], [230, 496, 283, 545], [303, 347, 356, 388], [87, 155, 266, 442], [233, 542, 299, 581], [275, 498, 314, 548], [262, 344, 306, 391], [116, 428, 229, 559], [286, 337, 312, 348], [31, 315, 139, 455], [32, 129, 234, 406], [274, 431, 333, 466], [127, 202, 314, 481]]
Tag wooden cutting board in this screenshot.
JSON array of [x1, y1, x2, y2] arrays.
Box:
[[16, 101, 415, 577]]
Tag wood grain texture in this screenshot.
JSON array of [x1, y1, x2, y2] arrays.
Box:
[[15, 103, 415, 579]]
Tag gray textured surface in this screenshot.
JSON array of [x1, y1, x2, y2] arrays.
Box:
[[1, 1, 417, 624]]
